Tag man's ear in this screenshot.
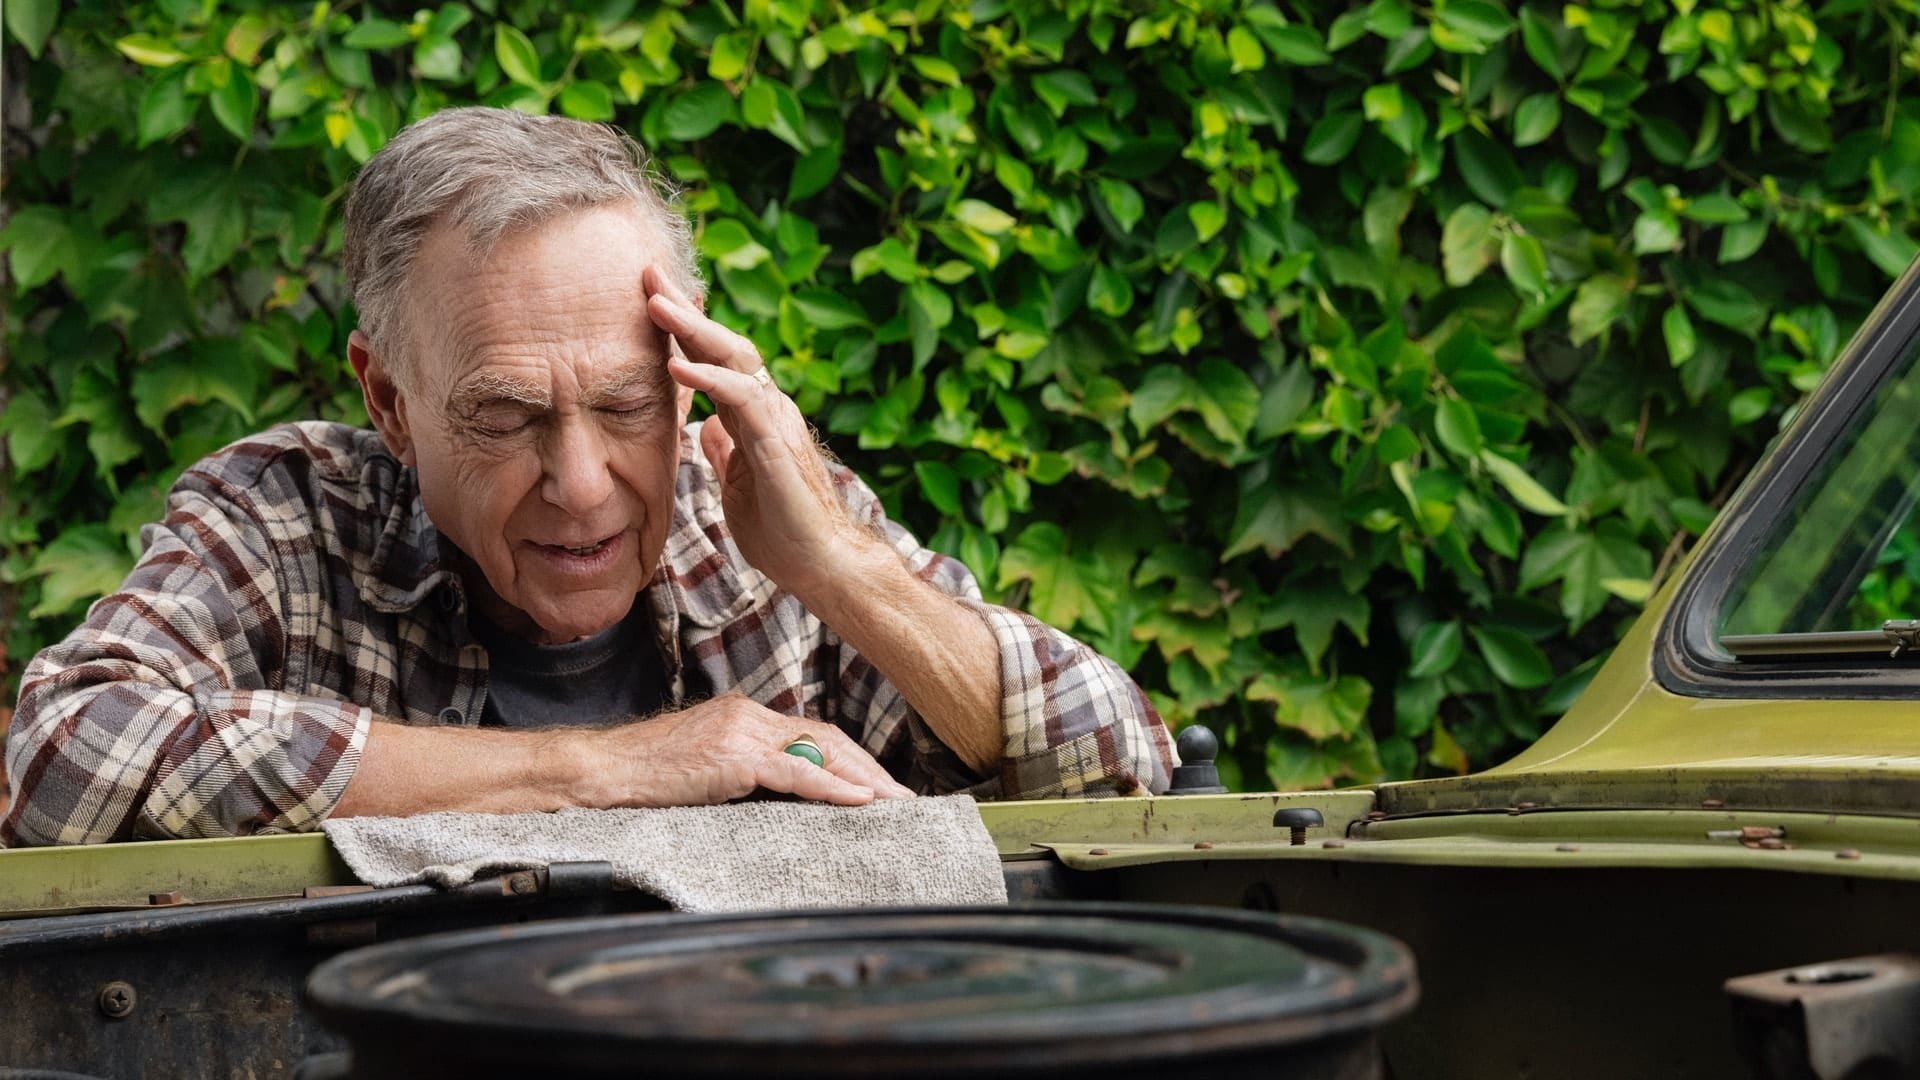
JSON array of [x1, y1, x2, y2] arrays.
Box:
[[348, 329, 417, 467]]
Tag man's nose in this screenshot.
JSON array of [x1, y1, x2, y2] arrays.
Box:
[[538, 416, 616, 515]]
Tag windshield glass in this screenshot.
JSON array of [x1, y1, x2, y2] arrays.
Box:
[[1719, 342, 1920, 640]]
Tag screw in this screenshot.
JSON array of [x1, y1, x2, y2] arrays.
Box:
[[1193, 841, 1214, 850], [1288, 827, 1308, 846], [1322, 839, 1347, 849], [97, 982, 136, 1019], [1701, 798, 1726, 809], [1836, 849, 1863, 861], [1088, 848, 1109, 856], [1556, 844, 1580, 852], [507, 872, 539, 896]]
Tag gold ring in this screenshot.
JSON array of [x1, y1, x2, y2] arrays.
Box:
[[751, 366, 773, 388], [783, 735, 824, 767]]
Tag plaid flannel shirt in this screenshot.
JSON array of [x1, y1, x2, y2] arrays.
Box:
[[3, 421, 1175, 846]]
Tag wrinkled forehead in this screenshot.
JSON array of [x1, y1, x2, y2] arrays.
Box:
[[402, 204, 672, 393]]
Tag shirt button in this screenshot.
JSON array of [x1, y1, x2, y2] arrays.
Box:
[[439, 707, 464, 725]]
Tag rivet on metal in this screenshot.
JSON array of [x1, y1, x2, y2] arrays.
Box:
[[1701, 798, 1726, 809], [1836, 849, 1863, 861], [1193, 841, 1214, 850], [97, 982, 136, 1020], [1322, 839, 1347, 849], [507, 872, 539, 896], [1556, 844, 1580, 852], [1366, 811, 1387, 822], [1088, 848, 1109, 856]]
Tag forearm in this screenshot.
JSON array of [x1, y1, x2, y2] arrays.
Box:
[[801, 540, 1005, 773], [331, 720, 587, 818]]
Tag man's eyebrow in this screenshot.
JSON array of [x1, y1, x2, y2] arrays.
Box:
[[447, 372, 551, 413], [582, 360, 669, 407]]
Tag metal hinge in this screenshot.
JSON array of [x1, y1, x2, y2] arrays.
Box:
[[1883, 620, 1920, 658]]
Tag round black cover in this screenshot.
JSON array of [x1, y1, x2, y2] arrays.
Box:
[[307, 901, 1417, 1077]]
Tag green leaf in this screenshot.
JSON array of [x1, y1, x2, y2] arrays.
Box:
[[1728, 386, 1772, 426], [1633, 209, 1682, 254], [27, 526, 136, 619], [1251, 23, 1331, 66], [116, 33, 189, 67], [1687, 279, 1768, 337], [1435, 398, 1483, 456], [1568, 274, 1629, 344], [914, 461, 962, 516], [851, 237, 919, 283], [1479, 451, 1569, 516], [1187, 202, 1226, 242], [1032, 70, 1099, 117], [1663, 304, 1697, 367], [1302, 112, 1363, 165], [495, 24, 543, 88], [791, 289, 870, 330], [1096, 178, 1145, 233], [0, 205, 74, 290], [1468, 626, 1553, 689], [558, 80, 615, 121], [1191, 358, 1261, 446], [709, 31, 751, 81], [1128, 366, 1191, 434], [1227, 26, 1266, 72], [1264, 586, 1370, 675], [1441, 203, 1497, 286], [0, 390, 59, 473], [137, 72, 197, 148], [1407, 621, 1464, 679], [1500, 232, 1549, 297], [1435, 1, 1517, 52], [1844, 219, 1920, 279], [1518, 521, 1652, 627], [209, 67, 258, 140], [1512, 93, 1560, 146], [4, 0, 59, 59], [1226, 482, 1351, 560], [664, 83, 735, 141], [413, 35, 463, 81], [343, 17, 414, 49], [1249, 669, 1373, 741], [996, 522, 1113, 633], [739, 79, 809, 152], [698, 218, 772, 271], [130, 341, 261, 432], [954, 200, 1016, 234]]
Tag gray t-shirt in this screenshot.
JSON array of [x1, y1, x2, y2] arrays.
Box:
[[472, 603, 669, 729]]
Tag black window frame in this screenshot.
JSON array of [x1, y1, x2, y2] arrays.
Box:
[[1655, 258, 1920, 699]]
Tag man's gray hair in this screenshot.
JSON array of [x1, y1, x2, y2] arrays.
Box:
[[343, 106, 703, 376]]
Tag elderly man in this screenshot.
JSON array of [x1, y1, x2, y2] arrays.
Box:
[[2, 108, 1175, 846]]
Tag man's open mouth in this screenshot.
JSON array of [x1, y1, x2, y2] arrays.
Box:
[[534, 532, 623, 566]]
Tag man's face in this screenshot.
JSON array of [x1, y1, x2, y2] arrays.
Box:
[[379, 205, 689, 644]]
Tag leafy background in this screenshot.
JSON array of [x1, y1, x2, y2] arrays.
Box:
[[3, 0, 1918, 794]]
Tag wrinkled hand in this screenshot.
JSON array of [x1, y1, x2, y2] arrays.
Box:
[[572, 693, 916, 808], [643, 267, 874, 600]]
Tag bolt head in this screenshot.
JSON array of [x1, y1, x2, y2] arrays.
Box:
[[97, 981, 136, 1019]]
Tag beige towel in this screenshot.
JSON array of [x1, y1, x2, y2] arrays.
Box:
[[320, 794, 1007, 912]]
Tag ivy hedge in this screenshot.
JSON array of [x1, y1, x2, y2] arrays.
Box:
[[3, 0, 1917, 791]]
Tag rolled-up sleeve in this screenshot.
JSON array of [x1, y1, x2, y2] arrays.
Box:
[[3, 486, 368, 846], [827, 465, 1177, 800]]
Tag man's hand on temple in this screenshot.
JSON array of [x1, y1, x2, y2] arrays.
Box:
[[642, 266, 870, 601]]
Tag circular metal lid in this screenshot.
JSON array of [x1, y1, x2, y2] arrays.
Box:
[[308, 902, 1416, 1076]]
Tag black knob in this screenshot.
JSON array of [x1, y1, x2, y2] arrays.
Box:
[[1166, 724, 1227, 795], [1273, 807, 1325, 846]]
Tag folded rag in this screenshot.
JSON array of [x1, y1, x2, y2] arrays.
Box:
[[321, 794, 1008, 912]]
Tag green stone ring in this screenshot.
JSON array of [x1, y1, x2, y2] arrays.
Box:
[[783, 736, 825, 768]]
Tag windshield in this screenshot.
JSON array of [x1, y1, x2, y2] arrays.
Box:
[[1719, 340, 1920, 642]]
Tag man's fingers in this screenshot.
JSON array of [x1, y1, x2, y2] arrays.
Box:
[[698, 412, 735, 478], [646, 289, 762, 376], [760, 753, 875, 806], [801, 722, 917, 799]]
